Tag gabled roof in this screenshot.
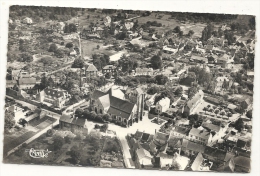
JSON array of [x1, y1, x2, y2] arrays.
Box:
[[186, 90, 204, 109], [189, 128, 211, 140], [154, 132, 169, 143], [236, 139, 247, 148], [174, 126, 190, 136], [92, 90, 106, 99], [168, 137, 182, 148], [234, 156, 250, 171], [202, 122, 221, 132], [182, 139, 206, 153], [98, 94, 110, 109], [18, 77, 36, 85], [103, 65, 116, 70], [6, 80, 17, 84], [191, 152, 204, 171], [60, 114, 73, 123], [203, 146, 227, 161], [85, 63, 98, 72], [136, 148, 152, 159]]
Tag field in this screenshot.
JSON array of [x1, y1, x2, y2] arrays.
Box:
[[81, 39, 116, 57]]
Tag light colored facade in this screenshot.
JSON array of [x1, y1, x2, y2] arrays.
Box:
[[188, 128, 212, 145], [155, 97, 170, 114]]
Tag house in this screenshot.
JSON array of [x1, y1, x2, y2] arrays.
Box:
[[205, 44, 214, 52], [183, 90, 204, 115], [6, 105, 24, 123], [36, 88, 70, 109], [172, 126, 190, 139], [59, 114, 92, 134], [190, 152, 211, 171], [188, 128, 212, 145], [6, 80, 17, 88], [167, 137, 182, 154], [201, 122, 223, 137], [153, 131, 170, 147], [190, 55, 208, 64], [22, 17, 33, 24], [217, 157, 235, 172], [155, 97, 170, 113], [11, 69, 21, 80], [18, 77, 36, 89], [134, 68, 153, 76], [172, 152, 190, 170], [145, 93, 157, 110], [153, 152, 173, 168], [163, 46, 178, 54], [203, 146, 230, 164], [91, 87, 142, 127], [207, 54, 218, 63], [125, 87, 146, 118], [85, 63, 98, 77], [102, 65, 117, 76], [109, 51, 126, 62], [181, 139, 206, 156], [135, 148, 153, 168], [233, 156, 251, 173]]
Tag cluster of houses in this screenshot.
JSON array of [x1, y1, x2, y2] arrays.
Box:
[[127, 116, 250, 172]]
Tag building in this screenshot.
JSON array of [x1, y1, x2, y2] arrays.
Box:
[[85, 63, 98, 77], [11, 69, 21, 80], [183, 90, 204, 115], [181, 139, 206, 156], [135, 148, 153, 168], [36, 88, 70, 109], [22, 17, 33, 24], [6, 80, 17, 88], [163, 46, 178, 54], [153, 152, 173, 168], [155, 97, 170, 114], [188, 128, 212, 145], [59, 114, 91, 134], [125, 87, 146, 120], [102, 65, 117, 76], [190, 55, 208, 64], [233, 156, 251, 173], [134, 68, 153, 76], [18, 77, 36, 89], [6, 105, 24, 123], [201, 122, 224, 137], [203, 146, 232, 164], [172, 126, 190, 139], [91, 87, 143, 127]]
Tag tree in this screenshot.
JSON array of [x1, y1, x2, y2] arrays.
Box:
[[174, 86, 183, 96], [65, 42, 74, 48], [188, 30, 194, 37], [246, 110, 252, 119], [48, 43, 58, 52], [203, 107, 208, 114], [188, 86, 198, 99], [105, 72, 112, 79], [20, 52, 33, 62], [220, 111, 226, 118], [228, 113, 232, 119], [53, 136, 64, 151], [234, 118, 244, 132], [70, 146, 81, 164], [173, 26, 181, 33], [97, 45, 100, 50], [150, 55, 162, 69], [214, 109, 220, 117], [5, 111, 15, 130], [75, 108, 83, 116], [155, 75, 168, 85], [201, 23, 214, 41], [72, 58, 84, 68]]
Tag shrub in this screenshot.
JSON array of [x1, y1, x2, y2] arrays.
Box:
[[46, 129, 54, 137]]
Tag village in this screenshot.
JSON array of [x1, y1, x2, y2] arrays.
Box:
[[4, 6, 255, 172]]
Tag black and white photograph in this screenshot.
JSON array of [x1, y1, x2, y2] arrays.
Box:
[[0, 1, 259, 175]]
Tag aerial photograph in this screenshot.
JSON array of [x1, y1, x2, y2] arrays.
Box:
[[3, 5, 255, 173]]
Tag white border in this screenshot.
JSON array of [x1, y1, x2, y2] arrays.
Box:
[[0, 1, 259, 176]]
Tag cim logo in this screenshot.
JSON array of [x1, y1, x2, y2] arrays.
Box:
[[25, 148, 52, 158]]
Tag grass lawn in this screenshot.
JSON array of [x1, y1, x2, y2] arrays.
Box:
[[81, 39, 116, 57]]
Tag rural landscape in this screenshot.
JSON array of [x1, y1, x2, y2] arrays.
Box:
[[3, 6, 255, 173]]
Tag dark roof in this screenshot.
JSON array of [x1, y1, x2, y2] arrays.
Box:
[[203, 146, 227, 161], [18, 77, 36, 85], [182, 139, 206, 153], [236, 139, 247, 148], [109, 96, 135, 115], [60, 114, 73, 123], [202, 122, 221, 132], [6, 80, 17, 84], [141, 132, 151, 142], [189, 128, 211, 140], [92, 90, 106, 99], [134, 131, 143, 140], [234, 156, 250, 171], [168, 137, 182, 148], [174, 126, 190, 135]]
